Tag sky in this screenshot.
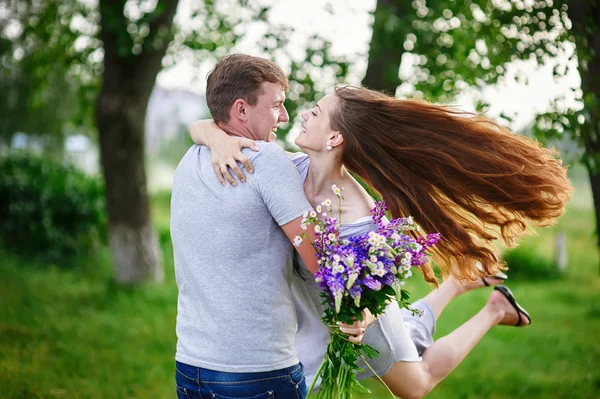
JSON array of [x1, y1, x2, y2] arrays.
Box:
[[157, 0, 581, 134]]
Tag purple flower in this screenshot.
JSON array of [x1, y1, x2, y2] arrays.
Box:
[[349, 285, 362, 307], [363, 275, 382, 291]]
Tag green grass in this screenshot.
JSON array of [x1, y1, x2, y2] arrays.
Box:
[[1, 173, 599, 398]]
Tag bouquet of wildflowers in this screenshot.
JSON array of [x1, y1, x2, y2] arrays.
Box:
[[295, 185, 441, 398]]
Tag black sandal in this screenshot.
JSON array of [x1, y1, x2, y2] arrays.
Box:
[[476, 262, 508, 286], [494, 285, 531, 326], [482, 271, 508, 286]]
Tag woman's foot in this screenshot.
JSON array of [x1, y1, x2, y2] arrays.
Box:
[[476, 262, 508, 287], [487, 285, 531, 327], [448, 262, 508, 295], [450, 273, 507, 296]]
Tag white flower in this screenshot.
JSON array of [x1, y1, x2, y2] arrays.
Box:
[[322, 213, 327, 217], [310, 210, 317, 218], [303, 211, 309, 218], [300, 223, 307, 230], [293, 236, 303, 247], [370, 255, 378, 263], [331, 184, 342, 196], [328, 233, 336, 241], [314, 225, 321, 233], [375, 268, 386, 277], [401, 253, 412, 266], [316, 205, 322, 213], [333, 264, 345, 274], [414, 243, 423, 252], [323, 199, 332, 207], [333, 254, 341, 262], [342, 239, 350, 245]]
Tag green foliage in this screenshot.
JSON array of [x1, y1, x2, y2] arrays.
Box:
[[0, 152, 106, 263], [0, 0, 99, 140], [502, 243, 561, 280]]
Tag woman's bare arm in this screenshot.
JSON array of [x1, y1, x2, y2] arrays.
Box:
[[189, 119, 259, 186]]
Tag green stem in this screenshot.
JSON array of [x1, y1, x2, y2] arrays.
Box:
[[383, 242, 398, 257], [308, 355, 327, 396], [359, 353, 396, 399]]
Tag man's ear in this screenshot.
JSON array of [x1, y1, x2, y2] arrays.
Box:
[[230, 99, 248, 122], [329, 131, 344, 148]]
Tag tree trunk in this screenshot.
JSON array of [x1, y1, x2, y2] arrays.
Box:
[[567, 1, 600, 267], [96, 89, 162, 283], [362, 0, 413, 93], [588, 168, 600, 243], [96, 0, 179, 284]]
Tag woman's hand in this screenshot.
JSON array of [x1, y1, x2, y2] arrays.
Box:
[[188, 120, 260, 186], [337, 308, 376, 344]]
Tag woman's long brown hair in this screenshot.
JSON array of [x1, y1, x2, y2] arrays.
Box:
[[330, 86, 572, 284]]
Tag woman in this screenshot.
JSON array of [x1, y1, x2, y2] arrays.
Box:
[[189, 86, 571, 398]]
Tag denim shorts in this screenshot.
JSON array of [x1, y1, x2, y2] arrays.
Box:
[[175, 361, 307, 399]]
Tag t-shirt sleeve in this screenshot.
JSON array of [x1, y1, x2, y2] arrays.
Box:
[[250, 144, 313, 226], [288, 152, 310, 171]]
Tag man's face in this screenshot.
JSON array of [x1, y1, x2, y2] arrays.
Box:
[[245, 82, 289, 142]]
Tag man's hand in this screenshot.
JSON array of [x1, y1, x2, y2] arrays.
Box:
[[337, 308, 376, 344]]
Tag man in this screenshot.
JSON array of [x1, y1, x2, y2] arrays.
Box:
[[170, 54, 318, 399]]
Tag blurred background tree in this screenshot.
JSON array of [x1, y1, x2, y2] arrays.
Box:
[[0, 0, 349, 284], [363, 0, 600, 261]]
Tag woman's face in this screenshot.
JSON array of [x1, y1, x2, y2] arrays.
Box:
[[295, 93, 339, 152]]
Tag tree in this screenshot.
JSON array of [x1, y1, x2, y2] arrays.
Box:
[[363, 0, 413, 94], [363, 0, 600, 257], [0, 2, 84, 148], [94, 0, 180, 283], [1, 0, 350, 283]]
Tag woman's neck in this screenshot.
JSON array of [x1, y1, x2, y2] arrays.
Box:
[[304, 152, 349, 201], [304, 151, 376, 225]]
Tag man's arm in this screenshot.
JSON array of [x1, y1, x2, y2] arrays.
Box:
[[281, 216, 319, 274]]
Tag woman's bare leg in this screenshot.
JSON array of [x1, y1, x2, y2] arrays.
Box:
[[382, 289, 529, 399], [423, 275, 505, 321]]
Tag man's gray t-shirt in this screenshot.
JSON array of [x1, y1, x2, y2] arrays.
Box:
[[170, 142, 313, 373]]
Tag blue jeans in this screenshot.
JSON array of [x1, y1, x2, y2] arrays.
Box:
[[175, 361, 307, 399]]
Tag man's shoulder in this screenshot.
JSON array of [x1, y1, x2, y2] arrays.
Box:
[[244, 142, 287, 162], [175, 144, 201, 170]]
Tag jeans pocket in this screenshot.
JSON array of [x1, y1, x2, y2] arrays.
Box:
[[176, 382, 194, 399], [288, 364, 307, 399], [211, 390, 274, 399], [175, 362, 201, 399]]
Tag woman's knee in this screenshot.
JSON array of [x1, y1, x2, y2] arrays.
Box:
[[381, 362, 432, 399]]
